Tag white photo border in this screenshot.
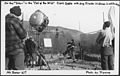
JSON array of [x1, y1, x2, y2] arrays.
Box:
[[1, 0, 119, 75]]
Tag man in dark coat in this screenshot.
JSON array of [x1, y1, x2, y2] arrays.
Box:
[[63, 39, 76, 62], [5, 6, 27, 70], [96, 21, 114, 70]]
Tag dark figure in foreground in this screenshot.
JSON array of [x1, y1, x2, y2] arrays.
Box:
[[96, 21, 114, 70], [24, 37, 50, 70], [24, 37, 37, 67], [63, 39, 76, 62], [5, 6, 27, 70]]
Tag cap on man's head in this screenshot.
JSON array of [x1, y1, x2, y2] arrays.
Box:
[[10, 6, 21, 16], [103, 21, 110, 29]]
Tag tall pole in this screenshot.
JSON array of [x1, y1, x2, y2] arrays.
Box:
[[79, 21, 82, 60]]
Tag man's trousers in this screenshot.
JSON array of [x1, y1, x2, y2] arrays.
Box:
[[6, 49, 25, 70]]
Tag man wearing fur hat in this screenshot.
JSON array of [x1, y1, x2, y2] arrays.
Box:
[[5, 6, 27, 70]]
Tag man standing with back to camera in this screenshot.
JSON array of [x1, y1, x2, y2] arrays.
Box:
[[5, 6, 27, 70], [96, 21, 114, 70]]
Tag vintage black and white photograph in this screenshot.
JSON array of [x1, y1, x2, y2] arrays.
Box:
[[1, 0, 119, 75]]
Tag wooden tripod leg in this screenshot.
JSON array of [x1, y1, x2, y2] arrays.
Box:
[[41, 56, 51, 70]]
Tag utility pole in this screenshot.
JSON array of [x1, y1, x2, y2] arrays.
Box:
[[78, 21, 83, 60]]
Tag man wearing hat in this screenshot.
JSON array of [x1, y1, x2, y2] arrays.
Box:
[[5, 6, 27, 70], [96, 21, 114, 70]]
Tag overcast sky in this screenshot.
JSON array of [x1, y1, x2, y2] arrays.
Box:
[[1, 1, 119, 33]]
